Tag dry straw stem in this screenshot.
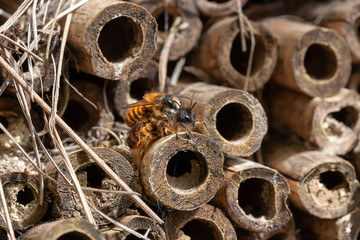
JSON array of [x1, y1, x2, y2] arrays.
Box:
[[0, 177, 16, 240], [0, 55, 164, 225]]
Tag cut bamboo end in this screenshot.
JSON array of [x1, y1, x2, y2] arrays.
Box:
[[236, 217, 297, 240], [265, 17, 351, 98], [20, 219, 105, 240], [180, 83, 267, 157], [135, 0, 202, 61], [212, 158, 291, 232], [264, 140, 360, 219], [67, 0, 157, 80], [1, 172, 48, 230], [190, 16, 277, 91], [105, 215, 166, 240], [299, 1, 360, 63], [164, 204, 237, 240], [267, 87, 360, 155], [47, 147, 135, 224], [140, 132, 224, 211], [294, 208, 360, 240], [194, 0, 247, 17], [113, 60, 159, 120]]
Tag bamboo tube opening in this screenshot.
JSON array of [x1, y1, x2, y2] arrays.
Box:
[[166, 150, 208, 190], [129, 78, 154, 100], [79, 163, 106, 189], [230, 34, 266, 76], [152, 6, 180, 33], [216, 103, 253, 142], [16, 185, 35, 206], [0, 116, 8, 133], [319, 171, 349, 192], [62, 99, 96, 131], [98, 16, 143, 63], [355, 17, 360, 41], [238, 178, 276, 220], [56, 231, 92, 240], [323, 106, 359, 139], [304, 44, 337, 80], [181, 219, 222, 239]]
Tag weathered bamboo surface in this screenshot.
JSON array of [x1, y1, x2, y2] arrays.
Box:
[[2, 0, 360, 239]]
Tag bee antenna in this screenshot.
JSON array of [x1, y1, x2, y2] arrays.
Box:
[[189, 90, 196, 109], [191, 102, 197, 110]]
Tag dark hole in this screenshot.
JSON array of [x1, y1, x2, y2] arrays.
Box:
[[0, 116, 8, 133], [355, 17, 360, 42], [304, 44, 337, 79], [57, 231, 92, 240], [268, 233, 289, 240], [238, 178, 276, 219], [230, 34, 266, 76], [181, 219, 221, 240], [331, 107, 359, 129], [216, 103, 253, 141], [207, 0, 229, 3], [62, 100, 90, 131], [130, 78, 154, 100], [125, 229, 156, 240], [17, 185, 34, 206], [320, 171, 349, 190], [166, 151, 208, 190], [83, 164, 106, 188], [156, 9, 175, 32], [98, 17, 143, 63], [356, 229, 360, 240]]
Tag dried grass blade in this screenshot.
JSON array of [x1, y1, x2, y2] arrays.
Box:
[[0, 177, 16, 240]]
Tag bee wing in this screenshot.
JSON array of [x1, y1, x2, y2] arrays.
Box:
[[120, 99, 154, 109]]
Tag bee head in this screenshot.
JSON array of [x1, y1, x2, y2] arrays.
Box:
[[177, 108, 196, 126], [163, 95, 179, 109]]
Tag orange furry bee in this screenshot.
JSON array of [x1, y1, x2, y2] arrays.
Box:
[[125, 92, 197, 157]]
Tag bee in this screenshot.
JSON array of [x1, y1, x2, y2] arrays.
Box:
[[125, 91, 197, 157]]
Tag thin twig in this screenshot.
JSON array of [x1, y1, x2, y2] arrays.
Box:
[[0, 34, 43, 61], [0, 177, 16, 240], [237, 0, 247, 52], [87, 201, 150, 240], [170, 57, 185, 86], [158, 17, 185, 92], [31, 0, 39, 50], [0, 0, 33, 33], [0, 55, 164, 225], [63, 77, 98, 110], [243, 17, 255, 92], [45, 0, 63, 60]]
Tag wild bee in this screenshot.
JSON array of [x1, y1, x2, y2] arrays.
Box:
[[125, 91, 197, 157]]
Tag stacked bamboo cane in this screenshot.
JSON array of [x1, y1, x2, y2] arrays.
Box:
[[0, 0, 360, 239]]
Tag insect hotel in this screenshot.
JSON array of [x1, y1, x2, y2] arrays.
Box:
[[0, 0, 359, 239]]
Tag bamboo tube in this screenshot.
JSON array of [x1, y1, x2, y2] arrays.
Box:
[[164, 204, 237, 240], [20, 219, 105, 240], [47, 147, 136, 224], [298, 0, 360, 63], [266, 86, 360, 155], [140, 132, 224, 211], [113, 60, 159, 120], [105, 215, 166, 240], [212, 157, 291, 232], [265, 17, 351, 98], [235, 218, 297, 240], [66, 0, 157, 80], [194, 0, 247, 17], [180, 82, 267, 157], [263, 138, 360, 219], [133, 0, 202, 61], [61, 80, 112, 136], [190, 16, 277, 91], [0, 172, 48, 230], [294, 208, 360, 240]]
